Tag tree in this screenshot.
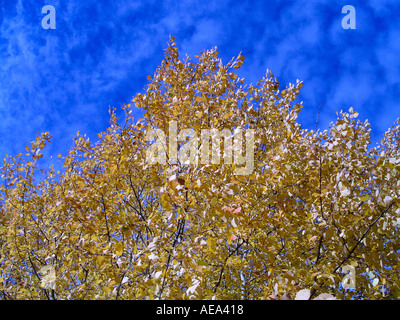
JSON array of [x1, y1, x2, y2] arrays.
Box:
[[0, 37, 399, 300]]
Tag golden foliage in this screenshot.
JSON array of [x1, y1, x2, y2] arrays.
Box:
[[0, 37, 399, 300]]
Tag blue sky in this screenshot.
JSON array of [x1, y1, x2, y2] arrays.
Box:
[[0, 0, 399, 172]]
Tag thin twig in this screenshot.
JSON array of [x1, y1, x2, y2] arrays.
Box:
[[101, 195, 111, 242], [315, 104, 322, 132], [315, 235, 324, 265], [213, 240, 245, 293]]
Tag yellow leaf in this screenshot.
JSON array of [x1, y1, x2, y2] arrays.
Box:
[[361, 195, 369, 202], [97, 256, 105, 267], [115, 242, 124, 256], [161, 194, 172, 211], [102, 286, 112, 294]]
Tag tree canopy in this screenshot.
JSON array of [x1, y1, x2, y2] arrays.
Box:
[[0, 37, 399, 300]]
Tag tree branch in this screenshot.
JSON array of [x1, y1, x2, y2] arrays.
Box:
[[333, 201, 395, 273], [101, 195, 111, 242]]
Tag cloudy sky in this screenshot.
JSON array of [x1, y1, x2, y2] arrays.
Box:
[[0, 0, 399, 172]]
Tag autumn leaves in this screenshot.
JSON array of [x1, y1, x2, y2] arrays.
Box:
[[0, 38, 399, 300]]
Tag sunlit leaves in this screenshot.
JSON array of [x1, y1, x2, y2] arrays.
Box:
[[0, 38, 399, 300]]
